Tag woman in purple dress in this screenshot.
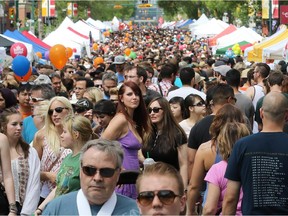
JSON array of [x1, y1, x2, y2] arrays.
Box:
[[102, 81, 150, 199]]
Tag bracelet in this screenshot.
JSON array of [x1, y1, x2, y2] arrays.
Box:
[[9, 203, 17, 213], [37, 208, 43, 213]]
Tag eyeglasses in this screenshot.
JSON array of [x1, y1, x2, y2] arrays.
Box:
[[30, 97, 45, 103], [67, 70, 74, 74], [95, 84, 102, 88], [148, 107, 163, 114], [81, 166, 119, 178], [48, 107, 68, 115], [137, 190, 181, 206], [193, 101, 205, 107]]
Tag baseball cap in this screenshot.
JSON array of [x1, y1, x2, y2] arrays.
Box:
[[34, 74, 52, 85], [241, 68, 250, 78], [195, 73, 205, 84], [214, 65, 231, 77], [113, 55, 125, 65], [73, 98, 93, 113]]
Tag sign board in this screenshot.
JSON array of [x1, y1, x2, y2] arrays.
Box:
[[280, 5, 288, 24]]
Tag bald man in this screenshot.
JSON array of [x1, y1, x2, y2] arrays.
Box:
[[223, 92, 288, 215]]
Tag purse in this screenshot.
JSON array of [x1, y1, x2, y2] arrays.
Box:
[[0, 182, 9, 215]]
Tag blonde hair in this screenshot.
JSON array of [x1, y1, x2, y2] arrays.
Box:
[[109, 87, 118, 96], [217, 122, 250, 161], [44, 96, 73, 153], [62, 115, 93, 144], [84, 87, 103, 104]]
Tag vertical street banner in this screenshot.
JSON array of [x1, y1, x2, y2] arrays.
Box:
[[262, 0, 279, 19], [42, 0, 55, 17]]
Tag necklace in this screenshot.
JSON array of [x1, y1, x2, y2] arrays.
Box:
[[151, 132, 159, 151]]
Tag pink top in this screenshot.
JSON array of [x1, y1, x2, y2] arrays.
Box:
[[205, 160, 243, 215], [40, 137, 71, 192]]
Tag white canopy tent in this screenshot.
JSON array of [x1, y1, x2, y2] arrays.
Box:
[[216, 26, 262, 49], [86, 18, 111, 30], [192, 18, 229, 38], [74, 20, 101, 41], [189, 14, 209, 30]]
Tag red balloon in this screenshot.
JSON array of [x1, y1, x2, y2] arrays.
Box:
[[14, 67, 32, 82], [73, 48, 77, 53], [10, 42, 28, 58]]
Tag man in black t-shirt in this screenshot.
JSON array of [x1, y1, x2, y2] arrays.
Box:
[[187, 83, 236, 179], [223, 92, 288, 215]]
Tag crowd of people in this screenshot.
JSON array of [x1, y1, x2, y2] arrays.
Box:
[[0, 27, 288, 215]]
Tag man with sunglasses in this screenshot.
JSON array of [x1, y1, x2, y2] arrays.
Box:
[[136, 162, 186, 215], [42, 139, 139, 215], [22, 84, 55, 144]]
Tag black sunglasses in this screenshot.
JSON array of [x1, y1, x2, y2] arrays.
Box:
[[148, 107, 162, 114], [95, 84, 102, 88], [48, 107, 68, 115], [137, 190, 181, 206], [193, 101, 205, 107], [81, 166, 118, 178]]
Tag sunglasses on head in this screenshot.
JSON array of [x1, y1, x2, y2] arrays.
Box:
[[193, 101, 205, 107], [148, 107, 162, 114], [48, 107, 68, 115], [20, 81, 35, 86], [81, 166, 118, 178], [30, 96, 45, 103], [137, 190, 181, 206]]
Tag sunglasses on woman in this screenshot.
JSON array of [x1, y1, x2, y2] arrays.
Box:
[[193, 101, 205, 107], [148, 107, 162, 114], [81, 165, 118, 178], [48, 107, 68, 115], [137, 190, 181, 206]]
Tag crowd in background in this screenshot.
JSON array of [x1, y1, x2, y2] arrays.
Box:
[[0, 27, 288, 215]]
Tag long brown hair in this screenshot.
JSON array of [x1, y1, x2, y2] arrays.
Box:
[[0, 107, 30, 158], [117, 81, 150, 138]]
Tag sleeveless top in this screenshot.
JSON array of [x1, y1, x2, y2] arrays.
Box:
[[252, 85, 265, 109], [40, 137, 71, 197], [116, 129, 141, 199], [117, 129, 141, 170]]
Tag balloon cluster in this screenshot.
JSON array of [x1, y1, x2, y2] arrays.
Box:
[[10, 42, 31, 81], [49, 44, 74, 69], [225, 49, 234, 58], [232, 43, 241, 56]]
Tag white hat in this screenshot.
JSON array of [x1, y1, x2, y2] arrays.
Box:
[[34, 74, 51, 85]]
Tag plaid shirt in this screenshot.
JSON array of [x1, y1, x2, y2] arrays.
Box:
[[159, 80, 173, 97]]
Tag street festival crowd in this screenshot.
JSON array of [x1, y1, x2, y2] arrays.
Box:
[[0, 27, 288, 215]]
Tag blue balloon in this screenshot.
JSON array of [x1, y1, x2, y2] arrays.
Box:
[[12, 56, 30, 77]]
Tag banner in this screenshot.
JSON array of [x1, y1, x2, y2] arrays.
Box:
[[262, 0, 279, 19], [280, 5, 288, 24], [42, 0, 55, 17]]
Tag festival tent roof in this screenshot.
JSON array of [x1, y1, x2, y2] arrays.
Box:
[[216, 26, 262, 49], [189, 14, 209, 29], [0, 34, 34, 61], [262, 38, 288, 61], [247, 26, 288, 62], [0, 35, 14, 47], [192, 18, 229, 38], [208, 24, 237, 46], [58, 16, 75, 30], [215, 41, 253, 55], [4, 30, 48, 54], [177, 19, 194, 28], [43, 30, 85, 57], [86, 18, 111, 30], [22, 31, 51, 50], [74, 20, 101, 41]]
